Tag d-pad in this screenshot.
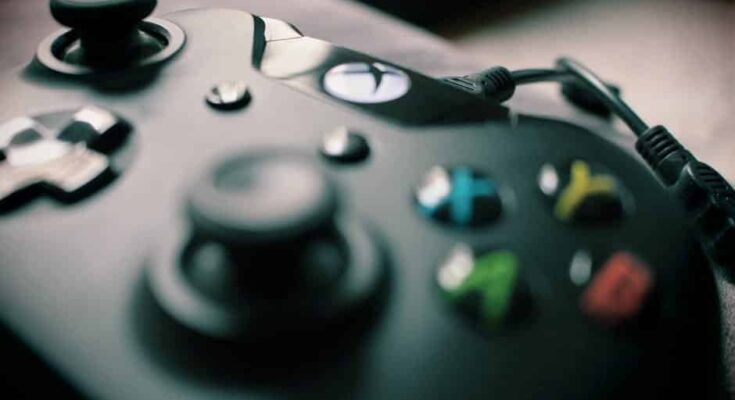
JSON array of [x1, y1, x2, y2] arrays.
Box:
[[0, 105, 129, 205]]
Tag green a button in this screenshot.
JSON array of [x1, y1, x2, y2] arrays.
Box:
[[438, 245, 530, 329]]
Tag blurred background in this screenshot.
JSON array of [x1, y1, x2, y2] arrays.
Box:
[[356, 0, 734, 178], [1, 0, 732, 175], [0, 0, 732, 174]]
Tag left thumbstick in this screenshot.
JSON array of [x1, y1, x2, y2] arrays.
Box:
[[49, 0, 161, 66]]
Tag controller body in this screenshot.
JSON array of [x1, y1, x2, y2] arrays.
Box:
[[0, 6, 727, 399]]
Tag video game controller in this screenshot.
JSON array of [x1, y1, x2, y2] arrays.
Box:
[[0, 0, 731, 398]]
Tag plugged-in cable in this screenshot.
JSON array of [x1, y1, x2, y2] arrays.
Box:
[[555, 58, 648, 136], [441, 59, 735, 270], [441, 58, 689, 181]]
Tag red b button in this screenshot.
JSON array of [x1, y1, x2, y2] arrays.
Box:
[[580, 252, 653, 326]]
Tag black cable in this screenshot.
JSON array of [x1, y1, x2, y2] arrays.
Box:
[[510, 68, 565, 84], [440, 59, 735, 269], [508, 60, 648, 136], [554, 58, 649, 136]]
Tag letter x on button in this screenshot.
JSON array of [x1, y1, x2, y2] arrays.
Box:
[[415, 166, 503, 227]]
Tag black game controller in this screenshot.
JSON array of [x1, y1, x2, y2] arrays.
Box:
[[0, 0, 731, 398]]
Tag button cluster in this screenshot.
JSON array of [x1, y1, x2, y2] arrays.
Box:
[[414, 159, 648, 332]]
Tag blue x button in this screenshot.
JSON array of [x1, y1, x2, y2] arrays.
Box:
[[415, 166, 503, 227]]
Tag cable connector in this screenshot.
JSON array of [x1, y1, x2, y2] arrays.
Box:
[[632, 125, 735, 270], [673, 161, 735, 228], [671, 161, 735, 269], [441, 66, 516, 103], [635, 125, 694, 185]]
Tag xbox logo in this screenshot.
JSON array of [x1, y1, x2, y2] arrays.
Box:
[[323, 62, 411, 104]]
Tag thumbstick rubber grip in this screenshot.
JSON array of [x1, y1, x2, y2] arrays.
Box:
[[186, 152, 339, 247], [50, 0, 157, 31]]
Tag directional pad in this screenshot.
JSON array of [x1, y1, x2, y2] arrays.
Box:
[[0, 106, 130, 206]]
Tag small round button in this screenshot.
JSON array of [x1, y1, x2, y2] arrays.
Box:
[[319, 127, 370, 163], [415, 166, 502, 227], [205, 82, 252, 111], [568, 249, 593, 286], [187, 152, 337, 246], [437, 244, 531, 329]]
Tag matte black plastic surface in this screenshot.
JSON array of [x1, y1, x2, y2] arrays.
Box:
[[0, 7, 725, 400]]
